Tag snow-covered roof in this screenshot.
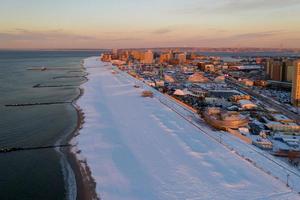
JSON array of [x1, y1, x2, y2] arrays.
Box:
[[238, 100, 257, 107]]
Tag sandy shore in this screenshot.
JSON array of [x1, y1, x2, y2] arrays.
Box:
[[65, 62, 99, 200]]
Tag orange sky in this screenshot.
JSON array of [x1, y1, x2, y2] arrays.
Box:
[[1, 0, 300, 49]]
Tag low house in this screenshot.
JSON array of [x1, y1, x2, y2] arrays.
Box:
[[204, 64, 215, 72], [240, 79, 254, 87], [253, 137, 273, 150], [266, 121, 300, 132], [270, 114, 294, 123], [238, 100, 257, 110]]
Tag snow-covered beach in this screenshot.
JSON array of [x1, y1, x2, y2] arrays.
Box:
[[73, 57, 299, 200]]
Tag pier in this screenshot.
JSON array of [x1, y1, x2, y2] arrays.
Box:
[[33, 84, 76, 88], [68, 70, 84, 73], [27, 67, 82, 71], [0, 144, 73, 154], [5, 102, 72, 107], [53, 75, 84, 79]]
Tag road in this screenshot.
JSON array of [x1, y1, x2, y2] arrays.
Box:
[[226, 78, 300, 124]]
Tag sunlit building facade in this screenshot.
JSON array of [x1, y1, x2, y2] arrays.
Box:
[[292, 60, 300, 107], [176, 53, 187, 64], [143, 50, 154, 64]]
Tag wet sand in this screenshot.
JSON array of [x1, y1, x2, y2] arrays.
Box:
[[65, 64, 99, 200]]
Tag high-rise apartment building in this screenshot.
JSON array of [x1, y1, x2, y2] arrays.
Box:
[[292, 60, 300, 107], [176, 53, 187, 64], [159, 53, 171, 63], [266, 59, 294, 82], [143, 50, 154, 64]]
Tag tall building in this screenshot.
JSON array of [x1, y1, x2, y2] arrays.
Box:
[[120, 51, 129, 61], [143, 50, 153, 64], [176, 53, 187, 64], [112, 48, 118, 55], [285, 60, 295, 82], [159, 52, 171, 63], [292, 60, 300, 107], [111, 48, 119, 60], [266, 59, 294, 82], [131, 50, 144, 61], [266, 59, 282, 81]]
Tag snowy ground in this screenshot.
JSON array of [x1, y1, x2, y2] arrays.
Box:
[[73, 57, 299, 200]]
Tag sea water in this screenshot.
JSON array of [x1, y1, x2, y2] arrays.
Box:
[[0, 50, 99, 200]]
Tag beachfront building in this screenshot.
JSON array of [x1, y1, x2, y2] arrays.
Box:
[[101, 53, 112, 62], [131, 50, 144, 61], [112, 48, 118, 55], [202, 107, 249, 130], [142, 50, 154, 64], [159, 52, 172, 63], [175, 53, 187, 64]]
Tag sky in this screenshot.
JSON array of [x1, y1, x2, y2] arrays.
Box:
[[0, 0, 300, 49]]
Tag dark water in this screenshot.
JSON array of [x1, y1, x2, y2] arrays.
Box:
[[0, 51, 99, 200]]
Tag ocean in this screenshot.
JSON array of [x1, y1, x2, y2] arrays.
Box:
[[0, 51, 99, 200]]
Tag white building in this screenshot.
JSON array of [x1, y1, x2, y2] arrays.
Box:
[[238, 100, 257, 110]]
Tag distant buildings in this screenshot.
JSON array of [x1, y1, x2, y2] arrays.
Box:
[[111, 48, 119, 60], [175, 53, 187, 64], [204, 64, 215, 72], [292, 60, 300, 107], [112, 48, 118, 55], [131, 50, 144, 61], [101, 53, 112, 62], [266, 59, 294, 82], [159, 52, 172, 63], [142, 50, 154, 64]]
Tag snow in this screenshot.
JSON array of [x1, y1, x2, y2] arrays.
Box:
[[74, 57, 299, 200]]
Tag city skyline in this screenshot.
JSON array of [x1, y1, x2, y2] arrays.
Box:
[[1, 0, 300, 49]]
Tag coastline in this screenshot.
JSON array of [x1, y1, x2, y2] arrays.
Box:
[[65, 60, 99, 200]]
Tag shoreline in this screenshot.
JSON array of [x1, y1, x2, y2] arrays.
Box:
[[64, 59, 99, 200]]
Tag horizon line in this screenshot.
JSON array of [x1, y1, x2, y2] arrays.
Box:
[[1, 47, 300, 51]]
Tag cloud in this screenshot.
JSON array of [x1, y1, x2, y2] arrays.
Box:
[[175, 0, 300, 14], [152, 28, 173, 35], [109, 37, 142, 41], [154, 29, 290, 48], [229, 30, 285, 40], [0, 29, 95, 41], [220, 0, 300, 12], [103, 28, 173, 36]]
